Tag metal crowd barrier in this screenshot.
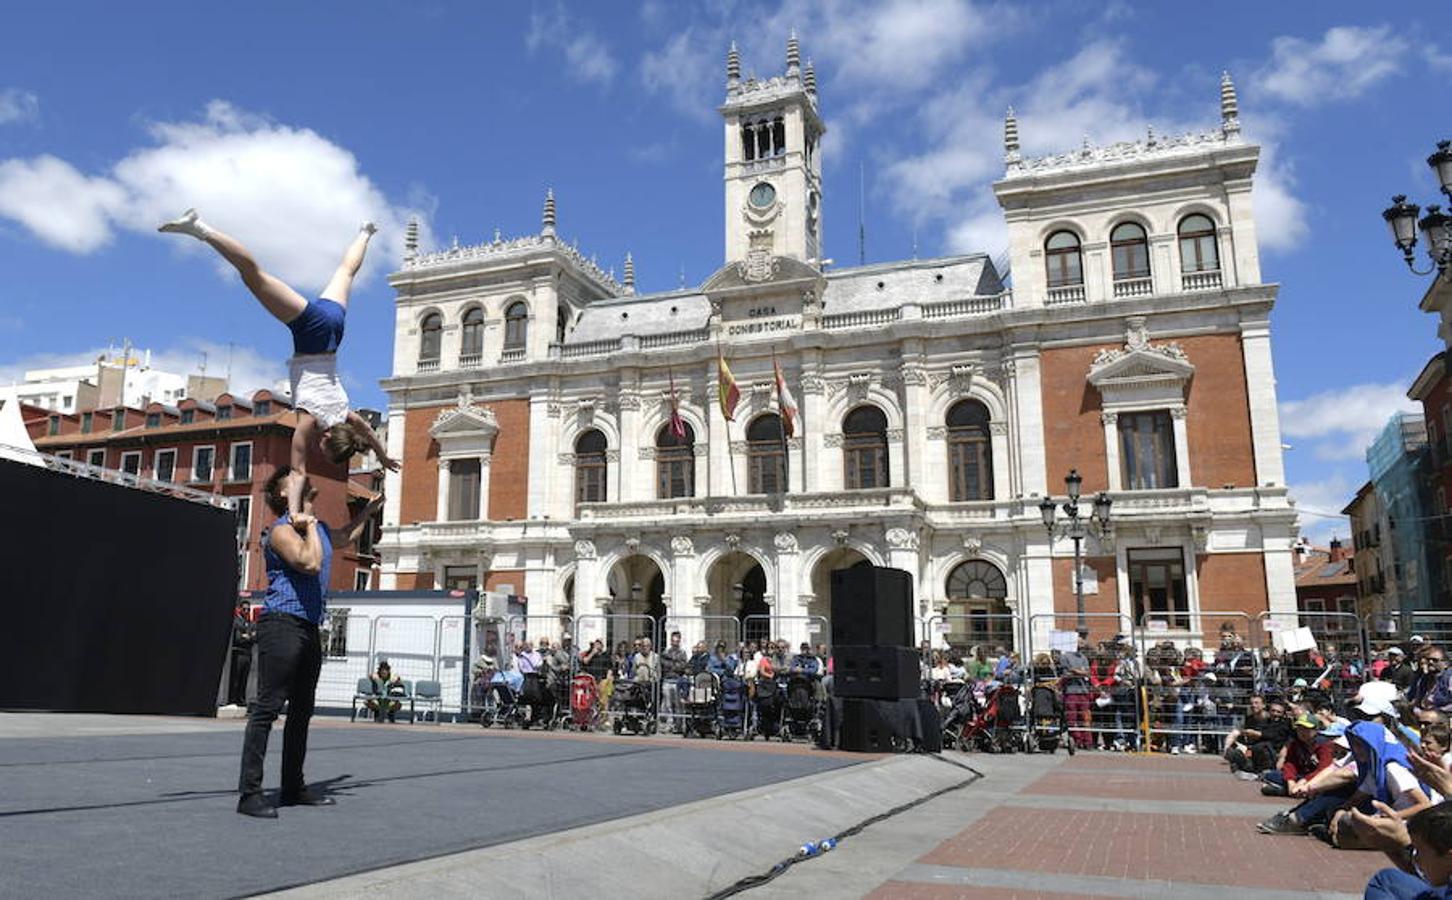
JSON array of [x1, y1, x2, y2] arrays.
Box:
[[1027, 613, 1136, 751], [1136, 611, 1258, 754]]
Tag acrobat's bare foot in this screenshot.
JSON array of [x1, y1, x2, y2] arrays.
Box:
[[158, 208, 210, 240], [360, 221, 378, 236]]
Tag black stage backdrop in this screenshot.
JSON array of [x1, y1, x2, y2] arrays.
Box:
[[0, 459, 237, 715]]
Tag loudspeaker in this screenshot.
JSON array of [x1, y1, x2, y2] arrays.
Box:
[[831, 566, 913, 648], [916, 699, 943, 753], [834, 645, 921, 700], [839, 698, 897, 752]]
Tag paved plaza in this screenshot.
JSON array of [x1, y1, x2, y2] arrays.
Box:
[[0, 713, 1391, 899]]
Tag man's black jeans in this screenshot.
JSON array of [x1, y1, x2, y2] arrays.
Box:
[[238, 612, 322, 798]]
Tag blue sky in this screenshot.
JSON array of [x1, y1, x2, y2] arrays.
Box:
[[1, 1, 1448, 542]]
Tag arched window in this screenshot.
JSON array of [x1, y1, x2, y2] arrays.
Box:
[[746, 414, 785, 494], [741, 124, 756, 162], [945, 559, 1012, 650], [656, 421, 695, 499], [756, 121, 771, 160], [1044, 230, 1083, 288], [419, 312, 442, 361], [556, 303, 569, 344], [504, 301, 528, 350], [460, 307, 484, 358], [843, 405, 889, 490], [1178, 214, 1219, 273], [574, 430, 607, 505], [772, 116, 786, 156], [946, 400, 993, 501], [1110, 222, 1150, 281]]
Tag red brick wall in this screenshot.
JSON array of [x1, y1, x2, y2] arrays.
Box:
[[1051, 556, 1121, 643], [1039, 333, 1257, 491], [1195, 553, 1268, 619], [398, 398, 531, 524], [485, 570, 526, 595], [396, 571, 436, 590]]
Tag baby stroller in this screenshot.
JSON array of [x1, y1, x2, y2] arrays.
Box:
[[951, 683, 1023, 753], [1025, 681, 1074, 755], [781, 673, 821, 742], [752, 677, 784, 740], [569, 672, 601, 732], [519, 672, 551, 729], [682, 672, 719, 738], [479, 669, 526, 729], [716, 675, 748, 739], [609, 679, 657, 735], [940, 685, 980, 750]]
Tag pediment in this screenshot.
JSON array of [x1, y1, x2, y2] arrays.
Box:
[[430, 403, 499, 441], [1088, 347, 1194, 387], [701, 254, 823, 293]]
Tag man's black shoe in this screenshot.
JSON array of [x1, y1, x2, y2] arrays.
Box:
[[279, 787, 335, 807], [237, 794, 278, 818]]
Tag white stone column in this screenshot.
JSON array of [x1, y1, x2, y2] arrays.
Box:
[[902, 363, 929, 493], [1240, 319, 1287, 488], [1150, 236, 1174, 296], [527, 392, 553, 517], [383, 402, 406, 528], [1102, 411, 1122, 491], [801, 366, 825, 493], [668, 537, 697, 619], [1009, 355, 1047, 496], [617, 387, 640, 501], [1083, 242, 1107, 304], [1171, 405, 1192, 487], [709, 375, 732, 497], [478, 452, 492, 520], [773, 532, 804, 645], [435, 458, 450, 522]]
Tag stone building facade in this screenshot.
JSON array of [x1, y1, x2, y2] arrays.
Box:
[[376, 36, 1297, 650]]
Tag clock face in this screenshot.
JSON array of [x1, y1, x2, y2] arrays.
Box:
[[749, 182, 777, 209]]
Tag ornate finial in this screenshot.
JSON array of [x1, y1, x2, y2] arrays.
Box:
[[804, 58, 816, 95], [542, 188, 556, 237], [1146, 123, 1156, 145], [786, 29, 800, 76], [493, 226, 502, 243], [1003, 106, 1020, 167], [404, 217, 419, 259], [727, 41, 741, 86], [1220, 70, 1240, 138], [623, 252, 635, 294]]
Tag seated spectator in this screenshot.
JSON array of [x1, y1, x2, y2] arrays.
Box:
[[1263, 712, 1336, 797], [1318, 721, 1441, 849], [1424, 724, 1452, 771], [967, 647, 994, 682], [1228, 698, 1290, 774], [366, 660, 406, 723], [514, 640, 540, 675], [1423, 649, 1452, 714], [948, 655, 969, 682], [1349, 800, 1452, 900]]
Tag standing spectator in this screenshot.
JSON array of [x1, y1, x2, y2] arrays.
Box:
[[1383, 647, 1415, 692], [237, 468, 380, 818], [687, 641, 710, 675], [581, 639, 610, 681], [514, 640, 540, 675], [633, 638, 660, 684], [707, 642, 738, 677], [228, 600, 257, 707], [1060, 636, 1093, 750], [791, 642, 821, 677], [660, 632, 688, 731]]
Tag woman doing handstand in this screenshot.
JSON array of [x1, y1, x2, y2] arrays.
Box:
[[158, 209, 399, 519]]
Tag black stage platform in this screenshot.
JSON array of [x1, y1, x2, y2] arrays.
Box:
[[0, 718, 860, 899]]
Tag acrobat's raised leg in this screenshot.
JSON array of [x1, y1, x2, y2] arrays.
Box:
[[158, 209, 308, 324], [320, 223, 377, 308]]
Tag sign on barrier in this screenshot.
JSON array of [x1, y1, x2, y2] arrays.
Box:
[[1254, 611, 1365, 692]]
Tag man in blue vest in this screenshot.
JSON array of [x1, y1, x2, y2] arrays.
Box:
[[237, 465, 381, 818]]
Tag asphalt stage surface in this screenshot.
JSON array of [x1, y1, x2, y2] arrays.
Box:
[[0, 714, 860, 899]]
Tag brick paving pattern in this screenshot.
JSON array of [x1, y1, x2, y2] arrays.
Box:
[[873, 753, 1387, 898]]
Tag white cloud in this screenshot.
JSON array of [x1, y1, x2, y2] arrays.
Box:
[[1254, 25, 1407, 106], [1280, 381, 1419, 464], [1288, 471, 1355, 545], [641, 28, 719, 120], [527, 4, 619, 86], [0, 101, 425, 292], [0, 339, 285, 398], [0, 88, 39, 125], [808, 0, 988, 92]]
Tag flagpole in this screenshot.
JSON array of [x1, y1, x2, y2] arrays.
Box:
[[773, 352, 790, 496], [718, 342, 739, 497]]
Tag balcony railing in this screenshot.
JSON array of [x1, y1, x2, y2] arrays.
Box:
[[1045, 284, 1086, 305], [555, 338, 623, 359], [575, 487, 923, 521], [640, 328, 711, 350], [1182, 270, 1223, 291], [416, 358, 440, 374], [500, 348, 526, 363], [822, 308, 902, 329], [459, 352, 482, 369], [1112, 277, 1153, 298], [922, 292, 1011, 319]]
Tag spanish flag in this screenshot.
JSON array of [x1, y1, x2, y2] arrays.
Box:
[[717, 349, 741, 421]]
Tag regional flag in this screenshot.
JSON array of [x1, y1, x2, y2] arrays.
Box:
[[774, 355, 799, 438], [718, 349, 741, 421], [667, 366, 687, 440]]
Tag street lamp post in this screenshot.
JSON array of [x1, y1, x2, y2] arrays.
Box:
[[1040, 469, 1114, 635], [1382, 140, 1452, 276]]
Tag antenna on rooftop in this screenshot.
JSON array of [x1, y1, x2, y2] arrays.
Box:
[[678, 262, 686, 289], [858, 160, 866, 266]]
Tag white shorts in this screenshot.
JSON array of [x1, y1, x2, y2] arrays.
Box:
[[288, 353, 349, 429]]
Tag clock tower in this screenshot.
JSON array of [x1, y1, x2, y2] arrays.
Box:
[[721, 32, 825, 267]]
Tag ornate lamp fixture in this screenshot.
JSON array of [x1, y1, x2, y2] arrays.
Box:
[[1382, 140, 1452, 276]]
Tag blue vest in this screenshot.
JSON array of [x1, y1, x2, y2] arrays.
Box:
[[262, 515, 332, 624]]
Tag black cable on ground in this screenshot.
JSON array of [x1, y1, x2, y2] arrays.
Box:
[[702, 753, 985, 899]]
